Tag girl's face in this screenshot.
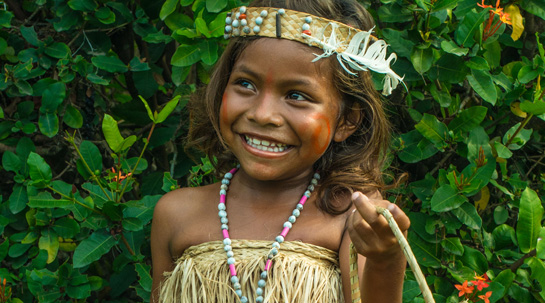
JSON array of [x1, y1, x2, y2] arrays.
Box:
[[220, 38, 355, 181]]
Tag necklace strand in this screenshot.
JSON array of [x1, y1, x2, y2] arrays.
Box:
[[218, 167, 320, 303]]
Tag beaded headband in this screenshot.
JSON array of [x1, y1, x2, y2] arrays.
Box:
[[223, 6, 404, 96]]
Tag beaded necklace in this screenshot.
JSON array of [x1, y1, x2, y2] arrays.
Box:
[[218, 167, 320, 303]]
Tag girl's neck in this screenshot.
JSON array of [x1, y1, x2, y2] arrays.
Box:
[[229, 167, 316, 207]]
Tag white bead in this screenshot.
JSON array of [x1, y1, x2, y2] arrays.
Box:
[[304, 190, 311, 197], [223, 238, 231, 245], [221, 184, 228, 190], [222, 179, 230, 184], [219, 210, 227, 218], [256, 17, 263, 25], [272, 242, 280, 248], [221, 217, 229, 224], [233, 282, 241, 289], [232, 19, 239, 27], [256, 287, 263, 295], [221, 224, 228, 230], [314, 173, 320, 180], [271, 247, 278, 255], [227, 257, 235, 264], [256, 296, 263, 303], [233, 28, 240, 36], [258, 279, 266, 287], [261, 271, 268, 279], [283, 221, 292, 229], [288, 215, 296, 223], [225, 17, 232, 25], [224, 34, 230, 40], [292, 209, 300, 217], [278, 8, 285, 15], [260, 10, 268, 17], [241, 19, 247, 26], [236, 290, 242, 297], [307, 184, 314, 191], [311, 178, 318, 185], [220, 189, 226, 195], [231, 276, 239, 283], [225, 172, 233, 179], [302, 23, 310, 31], [296, 203, 303, 210], [275, 235, 284, 243], [241, 296, 248, 303], [239, 6, 246, 13], [305, 16, 312, 23], [224, 245, 232, 251], [218, 203, 226, 210], [253, 26, 260, 33], [235, 12, 240, 19], [243, 26, 250, 34], [225, 25, 232, 33], [227, 250, 234, 257]]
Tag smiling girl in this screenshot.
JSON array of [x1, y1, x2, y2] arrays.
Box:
[[151, 0, 410, 302]]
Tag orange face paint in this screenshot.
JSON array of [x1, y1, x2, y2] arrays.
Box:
[[309, 113, 332, 155]]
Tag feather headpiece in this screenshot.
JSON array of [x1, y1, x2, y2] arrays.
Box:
[[223, 6, 404, 96]]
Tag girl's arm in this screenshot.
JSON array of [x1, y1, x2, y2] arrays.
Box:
[[150, 195, 177, 303], [339, 192, 410, 303]]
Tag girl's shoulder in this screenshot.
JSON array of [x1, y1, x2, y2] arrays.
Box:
[[154, 183, 219, 221]]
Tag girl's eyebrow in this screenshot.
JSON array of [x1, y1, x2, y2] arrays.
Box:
[[233, 64, 315, 88]]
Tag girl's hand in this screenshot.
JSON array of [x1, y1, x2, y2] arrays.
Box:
[[347, 191, 411, 264]]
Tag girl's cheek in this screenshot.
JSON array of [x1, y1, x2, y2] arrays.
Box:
[[220, 92, 229, 125], [308, 113, 332, 155]]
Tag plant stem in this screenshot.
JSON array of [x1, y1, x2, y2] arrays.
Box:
[[47, 186, 103, 215], [120, 233, 135, 256], [117, 123, 156, 202], [505, 114, 533, 147], [510, 249, 536, 272], [67, 137, 113, 201]]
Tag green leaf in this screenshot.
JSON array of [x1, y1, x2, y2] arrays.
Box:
[[162, 172, 178, 192], [206, 0, 227, 12], [522, 0, 545, 19], [39, 230, 59, 264], [517, 187, 544, 253], [441, 237, 464, 256], [440, 40, 468, 56], [171, 44, 201, 67], [2, 150, 21, 172], [41, 82, 66, 113], [95, 7, 115, 24], [123, 195, 161, 226], [494, 141, 513, 158], [455, 9, 487, 47], [91, 56, 128, 73], [45, 42, 71, 59], [53, 217, 80, 238], [123, 217, 143, 231], [160, 0, 178, 20], [460, 246, 488, 273], [9, 184, 28, 214], [517, 65, 539, 83], [119, 135, 137, 151], [64, 105, 83, 128], [102, 114, 124, 152], [451, 202, 482, 229], [38, 112, 59, 138], [129, 57, 150, 71], [199, 40, 218, 65], [430, 184, 468, 212], [20, 26, 42, 47], [27, 152, 52, 184], [73, 229, 117, 268], [465, 56, 490, 70], [135, 263, 152, 292], [0, 10, 14, 28], [467, 69, 497, 105], [156, 95, 181, 123], [139, 96, 156, 123], [402, 280, 421, 302], [410, 47, 433, 74], [87, 73, 109, 85], [408, 232, 442, 268], [28, 192, 72, 208], [414, 113, 449, 149], [527, 257, 545, 300], [503, 122, 532, 150], [520, 100, 545, 115], [448, 106, 487, 133], [68, 0, 98, 11], [536, 228, 545, 259], [79, 140, 102, 174]]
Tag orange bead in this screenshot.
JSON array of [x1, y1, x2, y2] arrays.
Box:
[[302, 30, 311, 36], [239, 14, 247, 20]]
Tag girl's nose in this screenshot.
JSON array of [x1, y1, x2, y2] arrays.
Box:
[[246, 92, 283, 127]]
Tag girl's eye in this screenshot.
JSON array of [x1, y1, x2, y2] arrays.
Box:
[[237, 79, 255, 90], [287, 92, 308, 101]]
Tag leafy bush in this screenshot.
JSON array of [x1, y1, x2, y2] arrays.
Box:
[[0, 0, 545, 302]]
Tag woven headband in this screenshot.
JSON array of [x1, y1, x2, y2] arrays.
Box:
[[223, 6, 403, 96]]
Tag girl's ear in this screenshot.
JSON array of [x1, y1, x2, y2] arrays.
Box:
[[333, 105, 362, 142]]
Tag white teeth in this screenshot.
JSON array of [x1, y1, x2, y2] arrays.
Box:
[[245, 135, 287, 152]]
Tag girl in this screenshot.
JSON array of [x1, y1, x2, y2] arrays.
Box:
[[151, 0, 410, 302]]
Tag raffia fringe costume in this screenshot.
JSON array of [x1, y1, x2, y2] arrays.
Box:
[[158, 240, 343, 303]]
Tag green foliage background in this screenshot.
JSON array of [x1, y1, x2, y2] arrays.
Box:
[[0, 0, 545, 302]]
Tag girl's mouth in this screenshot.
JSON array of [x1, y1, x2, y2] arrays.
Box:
[[243, 135, 290, 152]]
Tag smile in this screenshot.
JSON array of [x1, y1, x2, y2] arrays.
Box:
[[244, 135, 289, 152]]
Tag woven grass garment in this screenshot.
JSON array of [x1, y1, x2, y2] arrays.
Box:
[[159, 239, 344, 303]]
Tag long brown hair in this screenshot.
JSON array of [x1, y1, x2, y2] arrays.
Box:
[[186, 0, 391, 215]]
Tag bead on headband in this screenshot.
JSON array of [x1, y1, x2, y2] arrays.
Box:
[[224, 6, 404, 96]]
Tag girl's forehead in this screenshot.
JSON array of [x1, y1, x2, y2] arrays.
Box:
[[233, 38, 333, 80]]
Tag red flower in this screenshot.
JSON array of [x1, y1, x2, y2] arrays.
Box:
[[478, 291, 492, 303], [472, 273, 490, 291], [455, 280, 474, 297]]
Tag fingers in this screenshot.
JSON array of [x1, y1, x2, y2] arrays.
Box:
[[351, 191, 410, 233]]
